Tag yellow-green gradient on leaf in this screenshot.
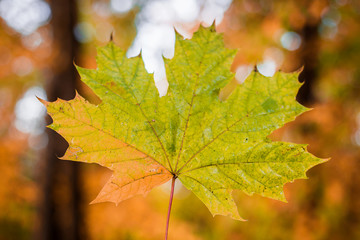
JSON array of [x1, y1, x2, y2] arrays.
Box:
[[41, 26, 326, 221]]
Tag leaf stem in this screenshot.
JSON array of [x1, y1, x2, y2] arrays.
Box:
[[165, 176, 176, 240]]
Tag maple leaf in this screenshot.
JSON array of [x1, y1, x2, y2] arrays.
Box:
[[40, 26, 326, 221]]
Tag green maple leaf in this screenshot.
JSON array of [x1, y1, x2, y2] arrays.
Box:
[[41, 26, 326, 220]]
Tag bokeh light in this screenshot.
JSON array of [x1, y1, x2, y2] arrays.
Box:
[[280, 31, 302, 51], [74, 21, 95, 43], [11, 56, 34, 77]]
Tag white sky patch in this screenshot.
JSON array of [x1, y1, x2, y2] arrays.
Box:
[[199, 0, 232, 26], [110, 0, 134, 14], [257, 59, 276, 77], [171, 0, 199, 22], [14, 86, 47, 136], [0, 0, 51, 35]]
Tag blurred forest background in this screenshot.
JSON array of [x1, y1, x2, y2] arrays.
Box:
[[0, 0, 360, 239]]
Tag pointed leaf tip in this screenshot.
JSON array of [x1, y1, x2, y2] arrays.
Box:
[[36, 96, 48, 106], [295, 65, 305, 74]]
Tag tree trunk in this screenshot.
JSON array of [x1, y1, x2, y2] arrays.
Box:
[[296, 19, 321, 106], [37, 0, 85, 239]]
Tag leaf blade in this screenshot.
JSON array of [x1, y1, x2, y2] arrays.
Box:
[[42, 27, 327, 221]]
